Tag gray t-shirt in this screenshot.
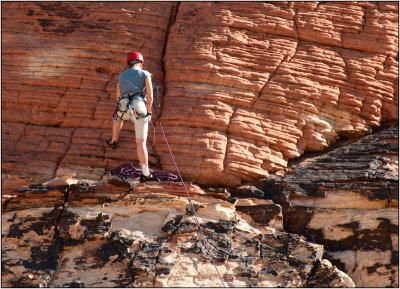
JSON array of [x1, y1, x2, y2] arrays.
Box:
[[117, 67, 152, 96]]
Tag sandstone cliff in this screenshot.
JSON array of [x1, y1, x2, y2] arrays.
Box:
[[2, 1, 398, 187], [161, 1, 398, 186], [1, 1, 398, 288]]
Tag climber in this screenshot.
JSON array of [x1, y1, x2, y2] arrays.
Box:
[[106, 51, 159, 182]]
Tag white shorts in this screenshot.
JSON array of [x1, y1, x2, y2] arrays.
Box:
[[131, 99, 148, 140]]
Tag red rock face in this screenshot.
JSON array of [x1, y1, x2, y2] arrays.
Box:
[[160, 2, 398, 186], [2, 2, 398, 188], [1, 3, 399, 288], [2, 2, 177, 187]]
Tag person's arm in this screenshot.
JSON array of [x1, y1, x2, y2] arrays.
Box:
[[116, 82, 121, 100], [145, 76, 153, 113]]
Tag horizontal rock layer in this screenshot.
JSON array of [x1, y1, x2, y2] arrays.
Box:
[[1, 122, 160, 191], [1, 1, 398, 188], [246, 123, 398, 287], [2, 1, 176, 188], [160, 1, 398, 186], [2, 176, 353, 288], [1, 2, 398, 288]]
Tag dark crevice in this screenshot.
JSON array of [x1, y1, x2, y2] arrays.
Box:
[[47, 186, 71, 287], [159, 2, 180, 120], [52, 127, 77, 180], [287, 120, 398, 168]]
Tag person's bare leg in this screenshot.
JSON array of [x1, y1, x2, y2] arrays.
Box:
[[136, 138, 148, 170], [136, 135, 159, 181], [112, 119, 123, 143]]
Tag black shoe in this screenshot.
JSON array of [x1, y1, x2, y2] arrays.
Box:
[[139, 173, 160, 183], [105, 137, 117, 149]]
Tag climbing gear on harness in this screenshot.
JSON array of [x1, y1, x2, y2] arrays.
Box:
[[127, 51, 144, 64], [105, 137, 117, 149], [115, 96, 135, 121], [114, 93, 149, 123], [153, 82, 161, 107], [139, 172, 160, 183], [122, 92, 147, 104]]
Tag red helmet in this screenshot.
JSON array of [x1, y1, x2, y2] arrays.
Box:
[[127, 52, 144, 64]]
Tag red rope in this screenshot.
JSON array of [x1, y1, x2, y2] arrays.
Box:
[[152, 105, 226, 287]]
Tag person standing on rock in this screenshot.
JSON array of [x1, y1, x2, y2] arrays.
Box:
[[106, 51, 159, 182]]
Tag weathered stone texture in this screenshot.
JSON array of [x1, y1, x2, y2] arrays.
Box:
[[1, 122, 159, 191], [160, 1, 398, 186], [2, 1, 176, 184], [1, 2, 398, 288], [2, 1, 398, 187], [1, 177, 354, 288], [249, 124, 399, 287], [2, 206, 64, 287]]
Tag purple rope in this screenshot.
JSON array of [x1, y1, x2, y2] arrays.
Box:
[[110, 162, 179, 182], [147, 119, 156, 152], [110, 162, 141, 179], [152, 106, 226, 288]]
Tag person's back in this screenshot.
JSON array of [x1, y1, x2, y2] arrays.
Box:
[[106, 51, 159, 182], [118, 67, 151, 96]]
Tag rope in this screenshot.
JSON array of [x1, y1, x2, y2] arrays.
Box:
[[146, 82, 160, 153], [109, 81, 226, 286], [110, 162, 179, 182], [147, 119, 156, 152], [152, 104, 226, 288]]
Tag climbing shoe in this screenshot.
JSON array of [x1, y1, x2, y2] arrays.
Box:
[[139, 173, 160, 183], [105, 137, 117, 149]]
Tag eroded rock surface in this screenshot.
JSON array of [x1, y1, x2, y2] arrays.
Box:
[[2, 2, 398, 187], [2, 177, 354, 288], [2, 1, 176, 186], [247, 123, 399, 287], [1, 2, 398, 288], [160, 1, 398, 186]]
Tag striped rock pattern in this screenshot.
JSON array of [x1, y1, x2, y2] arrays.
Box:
[[160, 1, 398, 186], [2, 1, 177, 186], [2, 2, 398, 188]]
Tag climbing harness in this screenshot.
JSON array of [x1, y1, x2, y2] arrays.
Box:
[[113, 93, 151, 123], [114, 96, 133, 121]]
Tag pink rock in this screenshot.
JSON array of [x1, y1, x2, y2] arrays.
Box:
[[1, 2, 398, 189]]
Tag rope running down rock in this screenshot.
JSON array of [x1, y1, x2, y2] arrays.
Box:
[[152, 103, 227, 287]]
